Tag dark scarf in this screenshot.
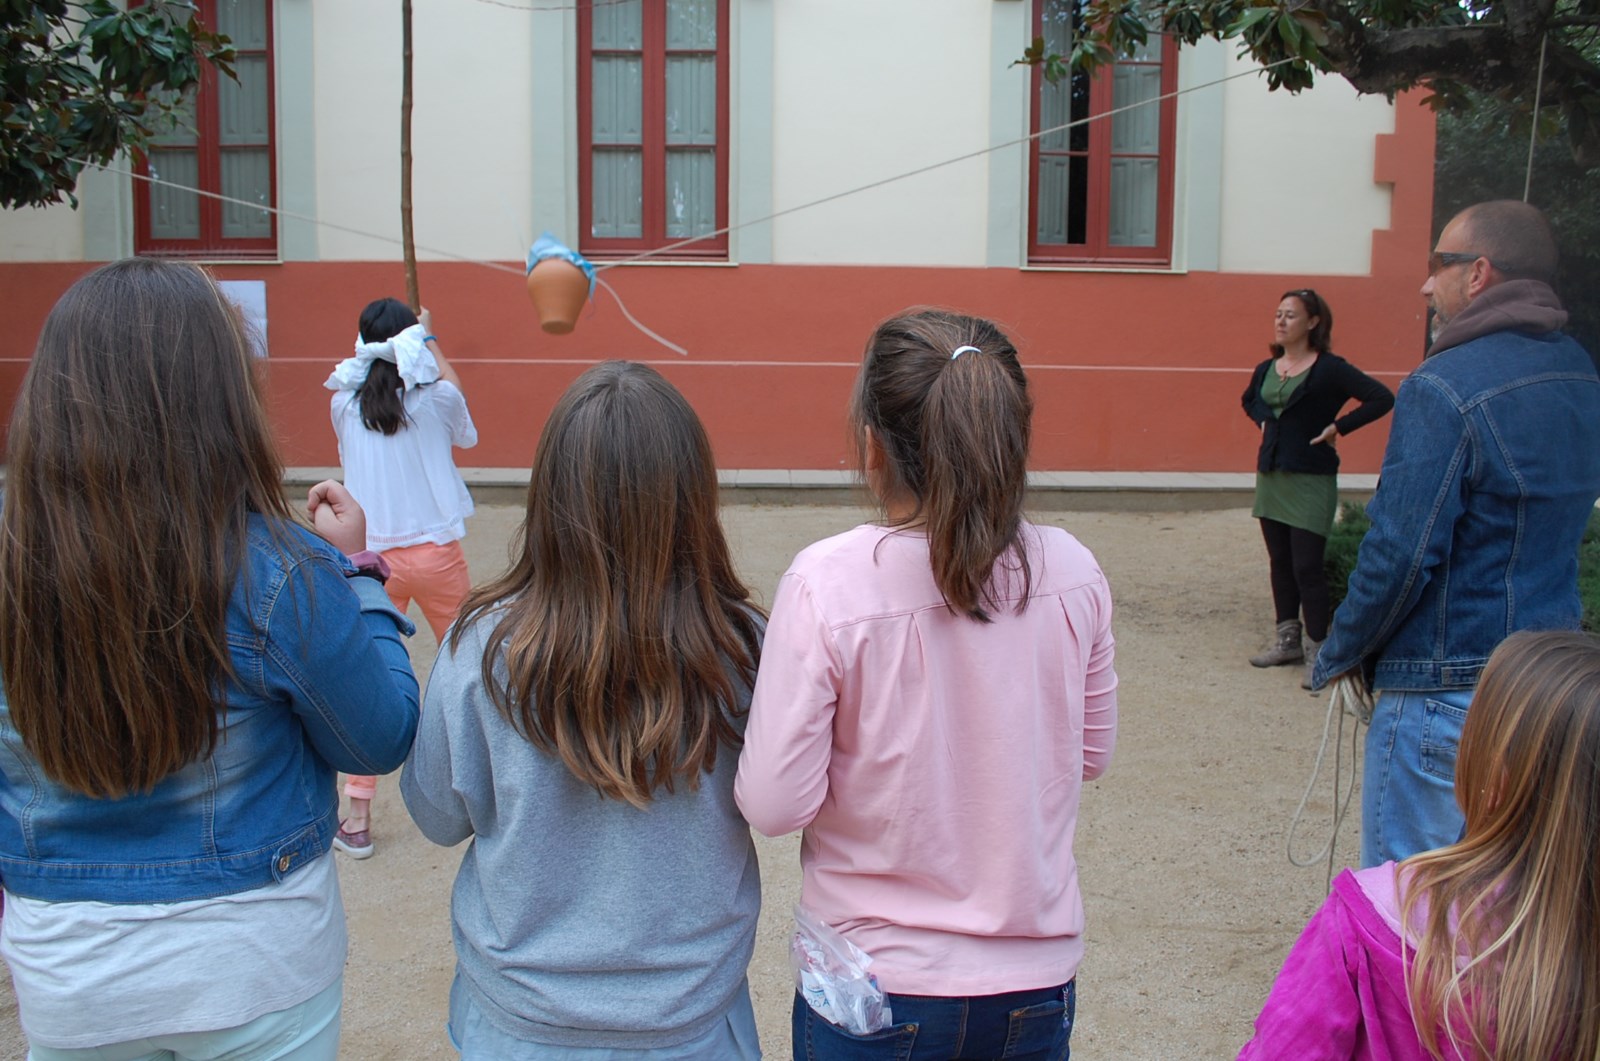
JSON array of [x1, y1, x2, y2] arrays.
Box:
[[1426, 279, 1568, 359]]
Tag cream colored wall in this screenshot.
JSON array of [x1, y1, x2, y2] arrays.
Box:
[[1217, 52, 1396, 275], [764, 5, 1397, 273], [0, 3, 1402, 274], [310, 1, 535, 263], [768, 0, 993, 266], [0, 198, 85, 261]]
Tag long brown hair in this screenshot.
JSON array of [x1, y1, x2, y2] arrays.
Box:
[[1401, 630, 1600, 1060], [451, 361, 762, 808], [0, 258, 293, 798], [851, 309, 1033, 622]]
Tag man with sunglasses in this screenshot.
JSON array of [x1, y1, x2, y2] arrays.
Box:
[[1310, 200, 1600, 867]]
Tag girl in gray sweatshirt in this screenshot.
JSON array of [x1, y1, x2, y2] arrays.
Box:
[[402, 361, 765, 1060]]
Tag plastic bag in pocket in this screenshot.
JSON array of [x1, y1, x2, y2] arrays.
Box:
[[789, 904, 893, 1036]]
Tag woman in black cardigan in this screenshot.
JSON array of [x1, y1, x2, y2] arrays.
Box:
[[1241, 289, 1393, 687]]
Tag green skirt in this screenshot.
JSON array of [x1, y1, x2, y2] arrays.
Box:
[[1253, 472, 1337, 537]]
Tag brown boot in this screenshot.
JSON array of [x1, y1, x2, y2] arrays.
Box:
[[1301, 638, 1324, 689], [1250, 620, 1304, 667]]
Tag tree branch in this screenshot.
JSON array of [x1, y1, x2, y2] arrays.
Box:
[[1312, 18, 1600, 98], [1502, 0, 1559, 46]]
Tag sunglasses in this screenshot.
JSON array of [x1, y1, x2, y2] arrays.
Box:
[[1428, 251, 1488, 276]]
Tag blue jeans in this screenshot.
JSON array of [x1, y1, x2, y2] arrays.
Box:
[[1361, 688, 1474, 867], [791, 981, 1074, 1061]]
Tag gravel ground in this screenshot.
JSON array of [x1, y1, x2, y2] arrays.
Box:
[[0, 501, 1363, 1060]]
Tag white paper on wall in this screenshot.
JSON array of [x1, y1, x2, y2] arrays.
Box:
[[218, 280, 268, 359]]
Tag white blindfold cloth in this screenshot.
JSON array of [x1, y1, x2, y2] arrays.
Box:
[[324, 323, 440, 393]]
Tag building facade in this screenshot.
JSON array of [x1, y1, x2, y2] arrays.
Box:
[[0, 0, 1435, 472]]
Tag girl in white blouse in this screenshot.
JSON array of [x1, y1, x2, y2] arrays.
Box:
[[326, 297, 478, 858]]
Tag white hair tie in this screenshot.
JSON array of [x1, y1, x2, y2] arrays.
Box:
[[951, 345, 981, 360]]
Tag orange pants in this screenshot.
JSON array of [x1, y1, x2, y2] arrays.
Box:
[[382, 539, 472, 642], [343, 540, 470, 804]]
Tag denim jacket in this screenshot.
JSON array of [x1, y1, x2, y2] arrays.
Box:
[[0, 515, 421, 903], [1314, 328, 1600, 691]]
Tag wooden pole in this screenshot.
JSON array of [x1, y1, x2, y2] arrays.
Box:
[[401, 0, 420, 311]]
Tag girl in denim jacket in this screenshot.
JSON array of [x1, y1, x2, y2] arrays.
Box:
[[0, 259, 420, 1060]]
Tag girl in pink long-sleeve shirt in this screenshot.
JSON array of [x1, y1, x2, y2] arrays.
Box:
[[736, 310, 1117, 1061], [1239, 629, 1600, 1060]]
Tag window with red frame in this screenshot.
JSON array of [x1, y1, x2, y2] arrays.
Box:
[[135, 0, 276, 259], [1030, 0, 1177, 265], [578, 0, 729, 260]]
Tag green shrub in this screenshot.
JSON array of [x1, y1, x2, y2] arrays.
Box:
[[1326, 503, 1600, 632], [1581, 509, 1600, 633], [1324, 501, 1372, 612]]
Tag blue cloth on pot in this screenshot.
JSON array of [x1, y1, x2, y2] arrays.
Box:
[[526, 233, 596, 299]]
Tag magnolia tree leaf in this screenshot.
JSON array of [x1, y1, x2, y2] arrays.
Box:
[[1012, 0, 1600, 167], [0, 0, 233, 209]]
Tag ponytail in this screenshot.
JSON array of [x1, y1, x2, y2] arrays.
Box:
[[853, 309, 1034, 622], [356, 359, 407, 435], [353, 296, 418, 436]]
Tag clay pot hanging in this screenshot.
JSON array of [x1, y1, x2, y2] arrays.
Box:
[[526, 257, 590, 335]]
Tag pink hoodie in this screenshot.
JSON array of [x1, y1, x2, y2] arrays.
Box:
[[1238, 866, 1468, 1061]]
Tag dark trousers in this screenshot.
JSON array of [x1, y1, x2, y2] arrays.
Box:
[[1259, 518, 1330, 641], [792, 981, 1074, 1060]]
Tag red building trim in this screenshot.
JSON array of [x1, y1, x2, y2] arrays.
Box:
[[1028, 30, 1178, 265], [133, 0, 278, 259], [576, 0, 730, 260]]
